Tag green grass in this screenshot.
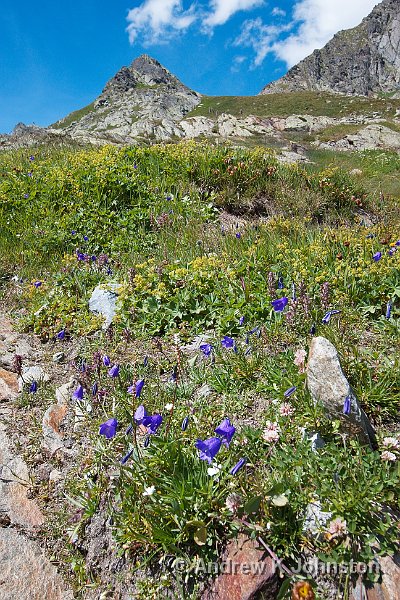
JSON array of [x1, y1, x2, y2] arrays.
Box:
[[52, 101, 96, 128], [189, 92, 400, 119]]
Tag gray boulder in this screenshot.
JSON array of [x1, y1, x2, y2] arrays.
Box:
[[89, 283, 122, 329], [306, 337, 376, 446]]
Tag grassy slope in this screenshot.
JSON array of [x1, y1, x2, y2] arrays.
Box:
[[0, 142, 399, 598], [189, 92, 400, 119]]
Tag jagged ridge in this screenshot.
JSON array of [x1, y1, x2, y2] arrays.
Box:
[[260, 0, 400, 97]]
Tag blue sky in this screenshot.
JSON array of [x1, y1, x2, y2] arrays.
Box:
[[0, 0, 378, 133]]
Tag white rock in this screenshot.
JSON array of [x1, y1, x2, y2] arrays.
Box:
[[88, 283, 122, 329]]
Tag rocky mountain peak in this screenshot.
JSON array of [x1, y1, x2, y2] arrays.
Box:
[[260, 0, 400, 97], [130, 54, 181, 86], [101, 54, 186, 98]]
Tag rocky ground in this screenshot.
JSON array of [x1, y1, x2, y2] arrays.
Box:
[[1, 305, 400, 600]]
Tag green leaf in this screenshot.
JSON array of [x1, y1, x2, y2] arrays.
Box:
[[194, 525, 207, 546], [243, 496, 262, 515]]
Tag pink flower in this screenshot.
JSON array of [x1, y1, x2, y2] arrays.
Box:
[[279, 402, 294, 417], [294, 348, 307, 373], [328, 517, 347, 537], [381, 451, 397, 462], [262, 421, 280, 443], [382, 437, 400, 449]]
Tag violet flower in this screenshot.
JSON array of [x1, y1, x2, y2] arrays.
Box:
[[99, 418, 118, 439], [271, 297, 288, 312], [29, 381, 37, 393], [57, 329, 66, 340], [134, 404, 147, 424], [343, 396, 351, 415], [221, 336, 236, 351], [322, 310, 341, 324], [195, 437, 222, 464], [120, 449, 133, 464], [103, 355, 111, 367], [181, 416, 190, 431], [373, 252, 382, 262], [284, 386, 297, 398], [142, 414, 163, 435], [135, 379, 145, 397], [386, 301, 392, 319], [73, 385, 84, 400], [230, 458, 246, 476], [108, 364, 120, 378], [215, 418, 236, 447], [200, 343, 213, 357]]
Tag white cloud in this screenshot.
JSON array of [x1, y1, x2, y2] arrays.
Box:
[[126, 0, 265, 44], [271, 7, 286, 17], [273, 0, 379, 66], [204, 0, 265, 27], [126, 0, 197, 44], [234, 17, 290, 66]]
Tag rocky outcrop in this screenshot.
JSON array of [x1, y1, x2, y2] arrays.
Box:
[[54, 54, 202, 145], [315, 123, 400, 151], [0, 123, 69, 150], [202, 534, 279, 600], [306, 337, 376, 446], [261, 0, 400, 97]]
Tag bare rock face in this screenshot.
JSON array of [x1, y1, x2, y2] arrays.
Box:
[[316, 124, 400, 151], [306, 337, 376, 446], [202, 534, 279, 600], [0, 424, 44, 528], [351, 554, 400, 600], [261, 0, 400, 97], [0, 528, 73, 600], [54, 54, 202, 145]]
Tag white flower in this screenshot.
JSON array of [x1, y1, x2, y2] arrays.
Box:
[[164, 403, 173, 411], [143, 485, 156, 496], [382, 437, 400, 449], [381, 451, 397, 462], [207, 465, 221, 477]]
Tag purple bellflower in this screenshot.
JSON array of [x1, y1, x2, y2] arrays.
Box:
[[134, 404, 147, 424], [195, 437, 222, 464], [120, 449, 133, 464], [215, 418, 236, 447], [343, 396, 351, 415], [99, 418, 118, 439], [230, 458, 246, 476], [272, 297, 288, 312], [108, 364, 120, 378], [29, 381, 38, 393], [200, 343, 213, 357], [103, 355, 111, 367], [284, 386, 297, 398], [142, 414, 163, 435], [221, 336, 236, 351], [73, 385, 84, 400], [373, 252, 382, 262]]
